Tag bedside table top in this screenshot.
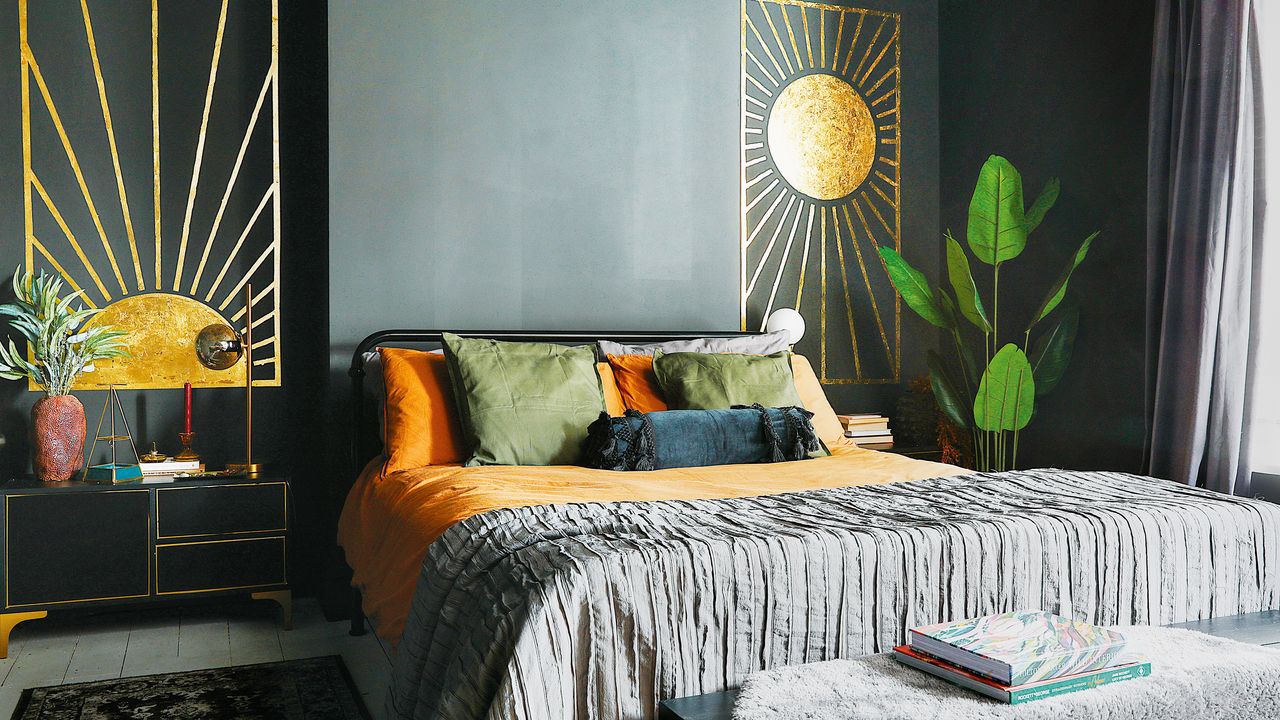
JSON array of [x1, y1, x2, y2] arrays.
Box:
[[3, 474, 288, 494]]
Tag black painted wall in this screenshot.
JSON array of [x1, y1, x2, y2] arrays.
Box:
[[0, 1, 329, 591], [938, 0, 1154, 471]]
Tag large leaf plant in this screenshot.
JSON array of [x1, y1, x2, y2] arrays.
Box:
[[879, 155, 1096, 471], [0, 268, 128, 396]]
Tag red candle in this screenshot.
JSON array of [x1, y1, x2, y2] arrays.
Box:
[[184, 382, 193, 434]]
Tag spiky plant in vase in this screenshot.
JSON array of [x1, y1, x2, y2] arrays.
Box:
[[0, 269, 127, 481]]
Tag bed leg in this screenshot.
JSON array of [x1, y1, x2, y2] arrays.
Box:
[[350, 587, 367, 636]]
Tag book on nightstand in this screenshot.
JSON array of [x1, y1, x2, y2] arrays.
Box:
[[893, 646, 1151, 704], [837, 414, 893, 447], [908, 611, 1129, 685]]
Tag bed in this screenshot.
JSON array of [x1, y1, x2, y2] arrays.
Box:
[[338, 330, 1280, 720]]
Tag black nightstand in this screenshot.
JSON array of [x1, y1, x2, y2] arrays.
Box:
[[0, 475, 291, 657]]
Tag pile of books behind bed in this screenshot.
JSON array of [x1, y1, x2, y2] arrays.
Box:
[[893, 611, 1151, 704], [837, 413, 893, 449]]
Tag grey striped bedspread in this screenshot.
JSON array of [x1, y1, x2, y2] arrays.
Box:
[[387, 469, 1280, 720]]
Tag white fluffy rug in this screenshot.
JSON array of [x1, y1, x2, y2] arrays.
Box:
[[732, 626, 1280, 720]]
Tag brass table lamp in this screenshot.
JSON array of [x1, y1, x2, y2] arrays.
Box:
[[194, 283, 261, 476]]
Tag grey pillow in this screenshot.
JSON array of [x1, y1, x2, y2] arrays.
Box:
[[598, 330, 791, 357]]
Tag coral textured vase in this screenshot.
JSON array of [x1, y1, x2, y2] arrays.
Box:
[[31, 395, 86, 482]]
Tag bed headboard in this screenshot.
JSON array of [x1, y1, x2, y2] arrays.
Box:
[[347, 329, 761, 480]]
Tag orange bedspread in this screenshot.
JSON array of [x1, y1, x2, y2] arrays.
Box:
[[337, 445, 963, 643]]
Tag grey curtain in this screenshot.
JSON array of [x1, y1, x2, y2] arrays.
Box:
[[1146, 0, 1265, 495]]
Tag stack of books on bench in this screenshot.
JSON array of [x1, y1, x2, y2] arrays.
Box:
[[893, 610, 1151, 704], [837, 413, 893, 449]]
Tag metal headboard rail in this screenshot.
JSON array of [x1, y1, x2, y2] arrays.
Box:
[[347, 329, 760, 480]]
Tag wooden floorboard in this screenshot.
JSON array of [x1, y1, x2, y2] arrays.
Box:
[[0, 598, 390, 720]]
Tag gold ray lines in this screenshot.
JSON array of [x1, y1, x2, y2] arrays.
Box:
[[746, 73, 773, 98], [779, 4, 804, 69], [218, 243, 273, 311], [745, 179, 780, 214], [843, 202, 892, 366], [22, 46, 128, 296], [229, 282, 274, 323], [745, 185, 788, 248], [174, 0, 229, 291], [152, 0, 161, 288], [81, 0, 143, 291], [794, 204, 814, 312], [204, 186, 274, 303], [831, 10, 844, 68], [30, 236, 94, 309], [259, 0, 281, 389], [746, 194, 797, 296], [745, 14, 786, 80], [830, 206, 862, 378], [799, 6, 814, 68], [818, 9, 825, 69], [20, 0, 32, 281], [819, 205, 827, 378], [858, 26, 898, 86], [745, 50, 779, 86], [763, 196, 805, 324], [840, 12, 865, 75], [31, 173, 111, 302], [756, 0, 794, 74], [866, 66, 896, 96], [190, 67, 275, 295], [851, 16, 886, 82]]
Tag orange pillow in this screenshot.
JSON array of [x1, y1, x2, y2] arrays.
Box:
[[380, 347, 463, 471], [789, 354, 847, 446], [608, 352, 846, 446], [606, 354, 669, 413], [597, 362, 627, 417]]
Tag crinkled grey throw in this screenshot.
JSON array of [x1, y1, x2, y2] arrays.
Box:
[[386, 469, 1280, 720], [732, 626, 1280, 720]]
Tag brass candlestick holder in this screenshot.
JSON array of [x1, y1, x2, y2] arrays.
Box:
[[174, 432, 199, 462]]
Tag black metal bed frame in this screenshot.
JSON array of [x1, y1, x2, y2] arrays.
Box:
[[344, 328, 759, 635]]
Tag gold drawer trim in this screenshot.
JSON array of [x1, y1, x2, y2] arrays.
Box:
[[154, 535, 286, 596], [154, 482, 287, 540]]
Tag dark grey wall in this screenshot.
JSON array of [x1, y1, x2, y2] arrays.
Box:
[[0, 1, 329, 590], [328, 0, 940, 415], [939, 0, 1154, 471]]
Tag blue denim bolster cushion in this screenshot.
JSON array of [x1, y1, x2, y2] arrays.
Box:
[[580, 406, 823, 471]]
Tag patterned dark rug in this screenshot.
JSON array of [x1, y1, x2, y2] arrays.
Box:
[[11, 655, 370, 720]]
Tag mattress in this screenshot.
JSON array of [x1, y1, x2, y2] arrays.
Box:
[[337, 445, 960, 643], [386, 468, 1280, 720]]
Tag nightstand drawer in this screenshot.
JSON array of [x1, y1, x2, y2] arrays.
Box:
[[155, 537, 286, 594], [155, 483, 286, 538]]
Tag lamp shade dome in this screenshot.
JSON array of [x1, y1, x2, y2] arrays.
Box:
[[766, 308, 806, 344]]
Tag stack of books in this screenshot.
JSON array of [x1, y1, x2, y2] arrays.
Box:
[[137, 458, 202, 484], [837, 413, 893, 449], [893, 611, 1151, 705]]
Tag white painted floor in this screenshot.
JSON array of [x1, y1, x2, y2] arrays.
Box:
[[0, 597, 392, 718]]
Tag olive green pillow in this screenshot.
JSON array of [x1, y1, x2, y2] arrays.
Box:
[[652, 350, 805, 410], [441, 333, 605, 466]]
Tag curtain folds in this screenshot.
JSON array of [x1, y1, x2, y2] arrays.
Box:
[[1145, 0, 1265, 495]]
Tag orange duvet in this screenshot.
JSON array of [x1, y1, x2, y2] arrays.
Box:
[[337, 445, 962, 643]]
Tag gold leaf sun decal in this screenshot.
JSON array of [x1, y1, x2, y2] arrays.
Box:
[[742, 0, 901, 385], [19, 0, 281, 389]]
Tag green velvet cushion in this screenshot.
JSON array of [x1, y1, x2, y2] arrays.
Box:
[[652, 350, 805, 410], [441, 333, 605, 466]]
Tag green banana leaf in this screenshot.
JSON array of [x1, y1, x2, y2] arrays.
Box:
[[974, 343, 1035, 432], [944, 230, 990, 332], [1030, 307, 1078, 396], [1024, 177, 1060, 235], [1030, 231, 1098, 326], [878, 247, 950, 328], [928, 350, 971, 430], [936, 287, 960, 329], [966, 155, 1027, 265]]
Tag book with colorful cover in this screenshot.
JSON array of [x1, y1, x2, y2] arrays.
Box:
[[893, 646, 1151, 704], [908, 611, 1128, 686]]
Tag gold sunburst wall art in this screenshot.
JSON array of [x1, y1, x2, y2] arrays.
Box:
[[741, 0, 900, 385], [19, 0, 281, 390]]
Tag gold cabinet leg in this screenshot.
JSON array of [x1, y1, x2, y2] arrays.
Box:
[[0, 611, 46, 659], [252, 590, 292, 630]]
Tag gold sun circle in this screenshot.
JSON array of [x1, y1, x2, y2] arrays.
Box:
[[767, 74, 876, 201]]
